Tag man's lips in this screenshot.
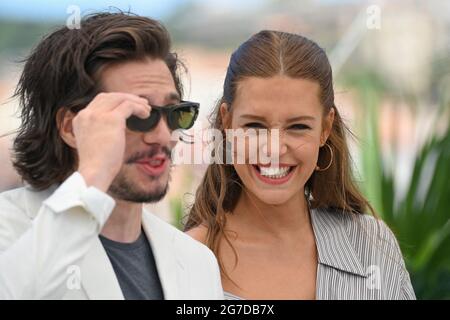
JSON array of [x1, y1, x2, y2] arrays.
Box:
[[135, 156, 168, 165], [135, 156, 169, 176]]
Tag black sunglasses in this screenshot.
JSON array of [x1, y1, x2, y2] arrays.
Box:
[[126, 101, 200, 132], [68, 96, 199, 132]]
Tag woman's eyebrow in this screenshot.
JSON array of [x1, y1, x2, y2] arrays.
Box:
[[240, 114, 316, 122], [286, 115, 316, 122], [240, 114, 266, 121]]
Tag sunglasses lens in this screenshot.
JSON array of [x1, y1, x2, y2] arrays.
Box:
[[126, 103, 199, 132], [171, 106, 198, 130], [126, 111, 160, 132]]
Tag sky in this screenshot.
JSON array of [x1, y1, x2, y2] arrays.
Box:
[[0, 0, 274, 21], [0, 0, 363, 21], [0, 0, 183, 21]]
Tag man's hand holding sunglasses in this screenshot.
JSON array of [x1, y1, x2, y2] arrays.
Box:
[[70, 92, 151, 192]]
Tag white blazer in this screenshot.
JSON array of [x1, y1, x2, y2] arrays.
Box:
[[0, 172, 223, 300]]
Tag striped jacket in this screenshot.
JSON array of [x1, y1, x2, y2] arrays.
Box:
[[310, 207, 416, 299], [225, 207, 416, 300]]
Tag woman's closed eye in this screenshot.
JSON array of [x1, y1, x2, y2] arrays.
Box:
[[244, 122, 311, 130], [244, 122, 266, 129], [288, 123, 311, 130]]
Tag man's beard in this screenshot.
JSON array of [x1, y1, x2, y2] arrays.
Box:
[[108, 170, 171, 203], [108, 144, 172, 203]]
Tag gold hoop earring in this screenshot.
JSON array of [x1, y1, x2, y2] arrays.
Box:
[[315, 142, 333, 172]]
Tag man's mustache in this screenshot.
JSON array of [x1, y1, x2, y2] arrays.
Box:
[[126, 145, 172, 164]]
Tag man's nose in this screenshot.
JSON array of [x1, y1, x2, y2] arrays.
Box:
[[142, 116, 174, 148]]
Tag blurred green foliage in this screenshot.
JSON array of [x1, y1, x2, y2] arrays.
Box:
[[344, 70, 450, 299]]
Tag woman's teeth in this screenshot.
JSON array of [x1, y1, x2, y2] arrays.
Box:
[[257, 166, 291, 179]]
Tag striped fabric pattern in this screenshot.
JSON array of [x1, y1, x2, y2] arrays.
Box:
[[224, 207, 416, 300], [223, 291, 243, 300]]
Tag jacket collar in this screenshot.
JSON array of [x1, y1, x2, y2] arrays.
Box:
[[80, 210, 187, 300], [310, 207, 368, 278], [141, 209, 187, 299], [81, 238, 124, 300], [24, 185, 56, 219]]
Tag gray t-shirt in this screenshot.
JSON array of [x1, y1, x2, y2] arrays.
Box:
[[99, 229, 164, 300]]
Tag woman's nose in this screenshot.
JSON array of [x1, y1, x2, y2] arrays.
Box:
[[259, 129, 288, 161]]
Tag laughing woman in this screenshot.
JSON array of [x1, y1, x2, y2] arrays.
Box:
[[185, 30, 415, 300]]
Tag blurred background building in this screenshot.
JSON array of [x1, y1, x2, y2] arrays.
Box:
[[0, 0, 449, 298]]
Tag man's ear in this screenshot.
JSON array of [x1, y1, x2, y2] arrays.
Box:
[[321, 107, 335, 144], [56, 108, 77, 149], [220, 103, 231, 129]]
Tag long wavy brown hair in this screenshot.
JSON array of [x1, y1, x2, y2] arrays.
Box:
[[12, 11, 184, 190], [184, 30, 377, 282]]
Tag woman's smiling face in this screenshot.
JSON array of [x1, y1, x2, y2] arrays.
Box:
[[221, 75, 335, 205]]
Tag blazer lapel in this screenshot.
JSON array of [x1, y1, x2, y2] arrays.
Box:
[[81, 238, 124, 300], [141, 210, 187, 299], [310, 207, 367, 277]]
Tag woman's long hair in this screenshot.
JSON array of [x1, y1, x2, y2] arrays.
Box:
[[184, 30, 376, 282]]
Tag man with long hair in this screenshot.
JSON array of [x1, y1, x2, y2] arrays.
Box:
[[0, 12, 222, 300]]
